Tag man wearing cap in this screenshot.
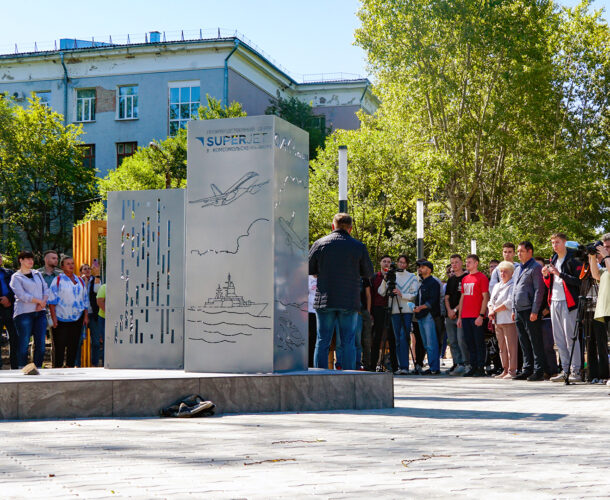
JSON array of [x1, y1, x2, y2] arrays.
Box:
[[414, 260, 441, 374]]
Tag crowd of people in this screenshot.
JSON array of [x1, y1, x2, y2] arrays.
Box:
[[309, 214, 610, 385], [0, 249, 106, 369]]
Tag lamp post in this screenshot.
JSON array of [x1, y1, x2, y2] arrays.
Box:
[[416, 198, 424, 260], [149, 141, 171, 189], [338, 145, 348, 213], [470, 239, 477, 255]]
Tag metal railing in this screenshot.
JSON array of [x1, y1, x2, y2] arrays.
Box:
[[0, 28, 366, 84]]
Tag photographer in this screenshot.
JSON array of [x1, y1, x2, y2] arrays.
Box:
[[378, 255, 419, 375], [370, 255, 399, 372], [414, 261, 441, 375], [589, 234, 610, 381], [541, 233, 582, 382]]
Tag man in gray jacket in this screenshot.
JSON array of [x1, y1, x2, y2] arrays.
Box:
[[309, 213, 374, 370], [511, 241, 547, 381]]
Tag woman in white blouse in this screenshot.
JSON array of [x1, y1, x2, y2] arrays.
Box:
[[488, 261, 517, 379]]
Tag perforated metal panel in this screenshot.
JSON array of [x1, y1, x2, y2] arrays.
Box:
[[105, 189, 185, 369]]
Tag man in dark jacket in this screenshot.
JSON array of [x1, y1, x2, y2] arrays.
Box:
[[414, 261, 441, 374], [542, 233, 582, 382], [511, 241, 547, 381], [309, 213, 374, 369], [0, 254, 18, 369]]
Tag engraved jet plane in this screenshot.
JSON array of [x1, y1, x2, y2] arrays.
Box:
[[278, 213, 308, 252], [189, 172, 269, 207]]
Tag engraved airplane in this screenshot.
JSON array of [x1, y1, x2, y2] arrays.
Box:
[[278, 213, 308, 252], [189, 172, 269, 207]]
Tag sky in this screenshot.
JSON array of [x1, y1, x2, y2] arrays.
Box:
[[1, 0, 609, 82]]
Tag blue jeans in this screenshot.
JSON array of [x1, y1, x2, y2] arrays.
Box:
[[314, 308, 358, 370], [336, 313, 364, 369], [391, 313, 412, 370], [462, 317, 486, 369], [14, 310, 47, 368], [91, 315, 105, 366], [418, 314, 440, 371]]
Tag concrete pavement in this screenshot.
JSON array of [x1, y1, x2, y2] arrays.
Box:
[[2, 376, 609, 498]]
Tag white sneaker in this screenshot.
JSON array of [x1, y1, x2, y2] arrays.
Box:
[[394, 369, 408, 375], [550, 371, 566, 382], [568, 373, 582, 383]]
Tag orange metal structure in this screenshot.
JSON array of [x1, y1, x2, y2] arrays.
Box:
[[72, 220, 107, 367]]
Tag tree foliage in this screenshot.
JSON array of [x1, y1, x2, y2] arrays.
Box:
[[266, 95, 330, 159], [310, 0, 610, 271], [81, 95, 246, 221], [0, 96, 96, 259]]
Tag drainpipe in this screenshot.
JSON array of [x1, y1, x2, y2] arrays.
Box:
[[223, 39, 239, 107], [60, 51, 69, 125]]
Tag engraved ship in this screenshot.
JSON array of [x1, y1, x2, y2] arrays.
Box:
[[202, 273, 266, 315]]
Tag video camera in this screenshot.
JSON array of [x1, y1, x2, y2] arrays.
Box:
[[383, 262, 403, 295], [574, 241, 602, 261]]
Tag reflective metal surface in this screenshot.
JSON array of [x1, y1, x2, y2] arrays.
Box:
[[106, 189, 185, 369]]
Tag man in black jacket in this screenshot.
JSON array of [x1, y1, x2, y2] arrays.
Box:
[[0, 254, 18, 369], [414, 261, 441, 374], [309, 213, 374, 370], [542, 233, 582, 382]]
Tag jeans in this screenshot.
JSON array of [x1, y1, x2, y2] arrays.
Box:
[[461, 317, 486, 369], [337, 311, 366, 369], [314, 308, 358, 370], [418, 314, 440, 371], [445, 316, 467, 365], [90, 315, 105, 367], [14, 310, 47, 368], [391, 313, 412, 370], [0, 305, 19, 369], [515, 309, 545, 375]]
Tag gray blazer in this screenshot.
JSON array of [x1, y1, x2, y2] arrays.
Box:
[[511, 258, 544, 315]]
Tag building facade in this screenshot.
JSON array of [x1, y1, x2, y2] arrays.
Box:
[[0, 34, 378, 176]]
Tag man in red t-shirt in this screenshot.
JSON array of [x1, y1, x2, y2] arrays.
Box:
[[457, 254, 490, 376]]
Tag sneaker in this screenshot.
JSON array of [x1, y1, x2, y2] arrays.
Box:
[[473, 367, 486, 377], [452, 365, 465, 376], [527, 372, 544, 381], [375, 365, 383, 372], [394, 369, 408, 375], [430, 370, 441, 375], [463, 368, 476, 377], [550, 371, 567, 383], [568, 373, 582, 383], [448, 364, 457, 374], [512, 372, 531, 380], [421, 369, 432, 375]]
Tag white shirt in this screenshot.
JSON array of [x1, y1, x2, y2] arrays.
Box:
[[552, 256, 566, 301]]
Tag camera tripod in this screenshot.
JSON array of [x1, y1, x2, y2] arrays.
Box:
[[377, 289, 420, 374], [564, 266, 598, 385]]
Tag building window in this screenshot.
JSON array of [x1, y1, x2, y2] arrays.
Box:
[[35, 91, 51, 107], [76, 89, 96, 122], [117, 85, 138, 120], [80, 144, 95, 170], [168, 81, 200, 136], [116, 142, 137, 167]]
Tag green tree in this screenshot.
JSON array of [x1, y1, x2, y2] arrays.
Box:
[[266, 96, 330, 159], [81, 95, 247, 221], [0, 96, 96, 258]]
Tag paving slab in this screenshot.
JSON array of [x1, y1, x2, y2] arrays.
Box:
[[1, 376, 609, 498]]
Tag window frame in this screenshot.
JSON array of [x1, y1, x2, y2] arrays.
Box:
[[75, 88, 96, 123], [116, 141, 137, 167], [168, 80, 200, 136], [34, 90, 51, 107], [116, 85, 139, 120], [80, 144, 96, 170]]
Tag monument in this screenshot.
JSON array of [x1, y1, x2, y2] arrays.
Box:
[[105, 116, 309, 373], [185, 116, 309, 372]]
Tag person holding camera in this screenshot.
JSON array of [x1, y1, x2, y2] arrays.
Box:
[[370, 255, 399, 372], [589, 234, 610, 381], [378, 255, 419, 375], [308, 213, 374, 370], [414, 261, 441, 374], [541, 233, 583, 382]]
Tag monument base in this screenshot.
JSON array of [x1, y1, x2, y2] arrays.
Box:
[[0, 369, 393, 420]]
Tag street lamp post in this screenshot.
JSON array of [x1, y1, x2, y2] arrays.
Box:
[[338, 145, 348, 213], [416, 198, 424, 260], [470, 239, 477, 255]]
